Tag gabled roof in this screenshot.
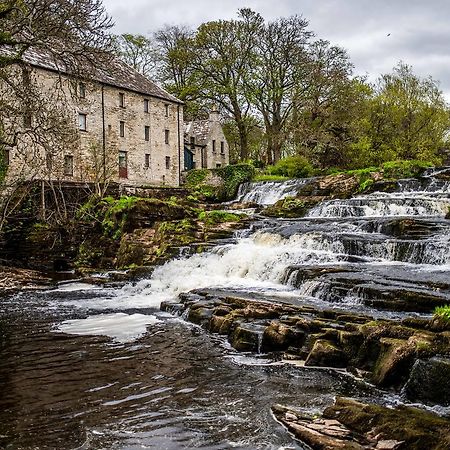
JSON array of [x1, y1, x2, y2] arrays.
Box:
[[184, 119, 211, 145], [14, 46, 182, 104]]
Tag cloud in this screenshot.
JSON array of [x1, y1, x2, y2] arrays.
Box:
[[103, 0, 450, 98]]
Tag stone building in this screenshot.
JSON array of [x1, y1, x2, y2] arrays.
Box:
[[184, 109, 230, 170], [2, 48, 184, 188]]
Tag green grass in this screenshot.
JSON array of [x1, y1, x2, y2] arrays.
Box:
[[434, 305, 450, 322], [198, 210, 243, 225]]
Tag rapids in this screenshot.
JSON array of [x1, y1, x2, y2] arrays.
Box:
[[1, 170, 450, 448]]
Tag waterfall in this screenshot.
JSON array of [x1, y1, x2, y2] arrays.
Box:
[[111, 171, 450, 314], [236, 179, 312, 205]]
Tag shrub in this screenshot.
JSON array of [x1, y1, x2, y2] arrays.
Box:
[[268, 155, 314, 178], [381, 160, 433, 179]]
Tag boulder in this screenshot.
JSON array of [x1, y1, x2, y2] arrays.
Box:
[[404, 356, 450, 406], [262, 320, 305, 352], [305, 339, 348, 368]]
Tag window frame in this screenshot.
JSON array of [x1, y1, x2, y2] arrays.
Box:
[[78, 113, 87, 131], [64, 155, 74, 176], [119, 92, 125, 108], [78, 82, 86, 99]]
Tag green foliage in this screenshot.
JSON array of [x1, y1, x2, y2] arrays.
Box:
[[77, 195, 140, 240], [267, 155, 314, 178], [185, 164, 255, 201], [198, 210, 242, 225], [434, 305, 450, 322], [381, 160, 433, 179]]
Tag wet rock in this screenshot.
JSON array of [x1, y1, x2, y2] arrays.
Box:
[[272, 404, 370, 449], [0, 266, 51, 293], [305, 339, 348, 368], [404, 356, 450, 406], [187, 304, 214, 326], [323, 397, 450, 450], [262, 196, 325, 218], [229, 322, 265, 352], [262, 320, 305, 352]]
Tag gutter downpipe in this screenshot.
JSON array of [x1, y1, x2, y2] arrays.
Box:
[[177, 104, 182, 186], [101, 84, 106, 193]]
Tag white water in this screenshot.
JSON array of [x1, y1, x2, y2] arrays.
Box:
[[56, 173, 450, 331], [57, 313, 161, 342], [236, 179, 311, 205]]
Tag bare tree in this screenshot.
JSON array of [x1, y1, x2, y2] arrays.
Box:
[[113, 33, 158, 78]]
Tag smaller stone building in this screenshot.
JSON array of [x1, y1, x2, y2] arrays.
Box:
[[184, 109, 230, 170]]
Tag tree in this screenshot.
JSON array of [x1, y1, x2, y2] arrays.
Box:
[[113, 33, 158, 78], [0, 0, 114, 228], [246, 14, 312, 164], [290, 40, 358, 168], [367, 63, 449, 163], [191, 9, 264, 160]]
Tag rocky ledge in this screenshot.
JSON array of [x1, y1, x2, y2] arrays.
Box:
[[161, 290, 450, 407], [272, 397, 450, 450], [0, 266, 51, 294]]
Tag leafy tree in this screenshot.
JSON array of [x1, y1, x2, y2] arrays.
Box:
[[367, 62, 449, 163], [246, 14, 312, 164], [191, 9, 264, 160]]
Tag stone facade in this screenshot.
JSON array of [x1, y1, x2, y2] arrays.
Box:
[[3, 51, 184, 187], [184, 110, 230, 170]]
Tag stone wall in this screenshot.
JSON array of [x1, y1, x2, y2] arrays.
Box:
[[4, 67, 184, 187]]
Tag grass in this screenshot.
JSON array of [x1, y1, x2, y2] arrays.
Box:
[[434, 305, 450, 322]]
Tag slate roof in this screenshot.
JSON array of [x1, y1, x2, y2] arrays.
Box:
[[13, 46, 182, 104], [184, 120, 211, 145]]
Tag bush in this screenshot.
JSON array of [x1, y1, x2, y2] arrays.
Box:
[[381, 160, 433, 179], [268, 155, 314, 178]]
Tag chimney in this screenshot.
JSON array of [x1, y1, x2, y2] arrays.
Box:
[[209, 104, 220, 122]]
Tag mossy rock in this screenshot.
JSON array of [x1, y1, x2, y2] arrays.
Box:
[[323, 397, 450, 450], [305, 339, 348, 368]]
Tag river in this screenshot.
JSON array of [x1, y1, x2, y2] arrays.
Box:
[[1, 169, 450, 448]]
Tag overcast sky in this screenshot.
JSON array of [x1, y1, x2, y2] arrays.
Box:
[[103, 0, 450, 98]]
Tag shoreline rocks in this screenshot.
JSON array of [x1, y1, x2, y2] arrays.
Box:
[[161, 290, 450, 406]]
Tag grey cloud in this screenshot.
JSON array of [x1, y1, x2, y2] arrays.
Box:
[[103, 0, 450, 98]]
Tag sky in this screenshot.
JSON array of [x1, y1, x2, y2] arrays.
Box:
[[103, 0, 450, 98]]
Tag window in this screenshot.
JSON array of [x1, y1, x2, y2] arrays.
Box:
[[3, 149, 9, 166], [145, 153, 150, 168], [119, 151, 128, 178], [165, 156, 171, 169], [120, 121, 125, 137], [144, 126, 150, 141], [164, 129, 169, 144], [165, 104, 169, 117], [220, 141, 225, 154], [23, 113, 32, 128], [144, 99, 149, 113], [64, 155, 74, 176], [119, 92, 125, 107], [78, 82, 86, 98], [190, 136, 195, 150], [78, 113, 87, 131], [212, 140, 216, 153], [216, 163, 222, 168]]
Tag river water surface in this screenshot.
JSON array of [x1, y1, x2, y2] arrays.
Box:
[[1, 171, 450, 448]]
